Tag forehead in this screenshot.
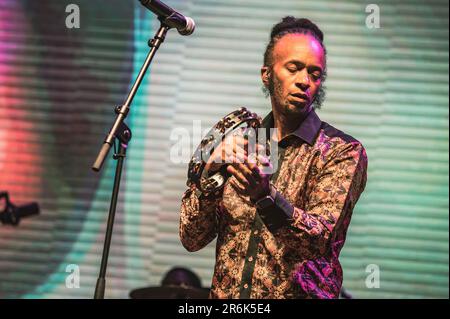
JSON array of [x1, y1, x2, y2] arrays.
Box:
[[272, 33, 325, 67]]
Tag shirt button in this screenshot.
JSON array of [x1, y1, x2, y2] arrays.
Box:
[[248, 256, 253, 262], [243, 284, 248, 289]]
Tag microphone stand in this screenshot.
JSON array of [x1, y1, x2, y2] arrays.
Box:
[[92, 22, 170, 299]]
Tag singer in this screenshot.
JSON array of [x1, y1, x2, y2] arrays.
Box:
[[179, 17, 368, 299]]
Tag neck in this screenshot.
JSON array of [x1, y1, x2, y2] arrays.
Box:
[[272, 106, 309, 141]]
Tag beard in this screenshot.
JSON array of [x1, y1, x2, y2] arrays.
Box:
[[267, 72, 312, 117]]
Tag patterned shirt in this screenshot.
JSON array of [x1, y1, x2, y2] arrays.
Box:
[[180, 109, 368, 299]]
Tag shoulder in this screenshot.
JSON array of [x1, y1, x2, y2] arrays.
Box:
[[315, 121, 368, 164], [320, 121, 361, 145]]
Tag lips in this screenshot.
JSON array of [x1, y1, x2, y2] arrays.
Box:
[[290, 92, 309, 101]]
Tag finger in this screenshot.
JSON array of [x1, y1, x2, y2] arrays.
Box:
[[227, 164, 250, 188], [233, 153, 261, 182], [257, 154, 273, 175], [257, 154, 270, 166], [246, 154, 268, 172], [229, 178, 247, 195], [223, 138, 247, 161], [248, 161, 262, 180], [242, 155, 261, 179], [206, 144, 225, 165], [224, 146, 246, 164], [209, 135, 251, 165], [256, 143, 268, 156], [233, 143, 247, 161], [235, 162, 258, 187], [246, 142, 267, 163], [225, 134, 248, 151]]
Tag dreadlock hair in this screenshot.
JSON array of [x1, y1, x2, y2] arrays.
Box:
[[262, 16, 327, 110]]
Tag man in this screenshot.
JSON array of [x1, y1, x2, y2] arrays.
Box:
[[179, 16, 368, 299]]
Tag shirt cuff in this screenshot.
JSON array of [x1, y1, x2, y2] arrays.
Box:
[[257, 185, 295, 232]]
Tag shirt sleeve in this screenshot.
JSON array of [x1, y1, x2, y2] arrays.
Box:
[[179, 183, 223, 252], [258, 141, 368, 256]]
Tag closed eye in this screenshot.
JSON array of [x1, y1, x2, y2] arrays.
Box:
[[310, 72, 321, 81], [286, 65, 298, 73]]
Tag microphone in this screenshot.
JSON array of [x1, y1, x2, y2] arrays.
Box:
[[0, 202, 40, 226], [14, 203, 40, 219], [0, 192, 40, 226], [139, 0, 195, 36]]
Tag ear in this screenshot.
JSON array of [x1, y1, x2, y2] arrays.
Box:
[[261, 66, 270, 87]]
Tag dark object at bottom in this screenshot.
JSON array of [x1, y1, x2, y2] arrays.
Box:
[[129, 285, 210, 299]]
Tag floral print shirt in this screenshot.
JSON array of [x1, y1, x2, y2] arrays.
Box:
[[180, 109, 368, 299]]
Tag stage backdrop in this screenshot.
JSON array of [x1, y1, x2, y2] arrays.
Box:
[[0, 0, 448, 298]]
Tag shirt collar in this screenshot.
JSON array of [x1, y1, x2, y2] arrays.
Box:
[[261, 109, 322, 146]]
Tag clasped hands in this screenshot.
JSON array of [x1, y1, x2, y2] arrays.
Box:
[[205, 131, 273, 202]]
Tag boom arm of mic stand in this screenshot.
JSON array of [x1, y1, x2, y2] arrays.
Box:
[[92, 24, 170, 172]]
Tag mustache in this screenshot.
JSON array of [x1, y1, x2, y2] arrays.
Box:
[[262, 72, 326, 110]]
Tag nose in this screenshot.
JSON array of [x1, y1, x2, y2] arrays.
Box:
[[295, 69, 310, 91]]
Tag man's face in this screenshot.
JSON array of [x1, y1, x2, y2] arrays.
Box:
[[262, 33, 325, 117]]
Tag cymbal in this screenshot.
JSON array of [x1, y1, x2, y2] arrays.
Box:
[[129, 285, 210, 299]]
